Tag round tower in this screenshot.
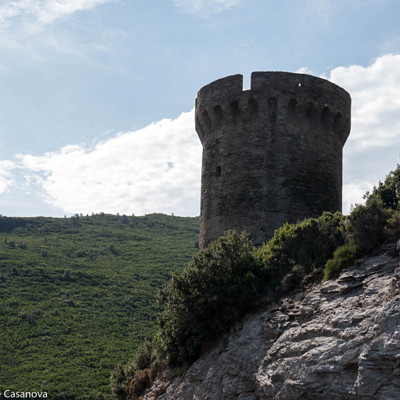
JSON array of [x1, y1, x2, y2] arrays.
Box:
[[195, 71, 351, 250]]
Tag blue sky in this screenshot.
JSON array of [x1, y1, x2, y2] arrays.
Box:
[[1, 0, 400, 217]]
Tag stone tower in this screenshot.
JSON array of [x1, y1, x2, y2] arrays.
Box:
[[195, 72, 351, 250]]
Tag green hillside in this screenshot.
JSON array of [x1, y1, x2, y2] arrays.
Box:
[[0, 213, 199, 399]]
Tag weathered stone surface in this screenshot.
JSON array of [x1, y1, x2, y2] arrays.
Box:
[[195, 72, 351, 249], [141, 243, 400, 399]]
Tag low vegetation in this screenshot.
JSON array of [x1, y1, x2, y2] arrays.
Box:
[[0, 213, 199, 399]]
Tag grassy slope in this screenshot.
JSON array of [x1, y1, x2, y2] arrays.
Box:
[[0, 213, 199, 399]]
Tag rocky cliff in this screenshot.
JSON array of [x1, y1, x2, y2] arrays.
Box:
[[141, 241, 400, 400]]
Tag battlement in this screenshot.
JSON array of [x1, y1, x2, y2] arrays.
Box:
[[196, 72, 351, 146], [195, 71, 352, 250]]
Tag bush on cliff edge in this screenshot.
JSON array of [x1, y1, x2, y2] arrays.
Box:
[[158, 230, 262, 366], [258, 211, 345, 291], [323, 164, 400, 280]]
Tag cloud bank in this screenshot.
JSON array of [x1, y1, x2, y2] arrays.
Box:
[[328, 54, 400, 151], [1, 54, 400, 216], [327, 54, 400, 212], [14, 110, 202, 216]]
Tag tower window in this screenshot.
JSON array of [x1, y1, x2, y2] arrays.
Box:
[[306, 102, 314, 118], [288, 98, 297, 119], [230, 101, 240, 124], [334, 112, 342, 133], [202, 109, 212, 130], [248, 98, 258, 117], [321, 106, 330, 129], [269, 98, 277, 123], [213, 105, 224, 123]]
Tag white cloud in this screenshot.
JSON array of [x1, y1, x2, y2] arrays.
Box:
[[0, 0, 112, 26], [0, 160, 16, 194], [36, 0, 112, 24], [296, 67, 314, 75], [0, 0, 123, 70], [16, 110, 202, 216], [174, 0, 241, 14], [327, 54, 400, 150], [342, 181, 374, 214], [326, 54, 400, 213]]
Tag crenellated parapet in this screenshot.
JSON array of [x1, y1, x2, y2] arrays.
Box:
[[196, 72, 350, 146], [195, 71, 351, 250]]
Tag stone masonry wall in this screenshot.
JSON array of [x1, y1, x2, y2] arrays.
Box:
[[195, 72, 351, 250]]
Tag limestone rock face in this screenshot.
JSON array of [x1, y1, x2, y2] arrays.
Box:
[[141, 243, 400, 400]]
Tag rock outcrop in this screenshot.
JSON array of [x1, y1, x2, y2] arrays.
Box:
[[142, 242, 400, 399]]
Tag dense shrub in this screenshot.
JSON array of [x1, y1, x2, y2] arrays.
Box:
[[110, 364, 131, 400], [132, 340, 153, 371], [110, 336, 165, 400], [347, 198, 392, 254], [365, 164, 400, 210], [258, 211, 345, 291], [127, 369, 151, 400], [323, 165, 400, 280], [156, 212, 345, 367], [110, 340, 155, 400], [157, 231, 263, 366], [322, 200, 392, 280], [323, 242, 361, 280], [385, 210, 400, 240]]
